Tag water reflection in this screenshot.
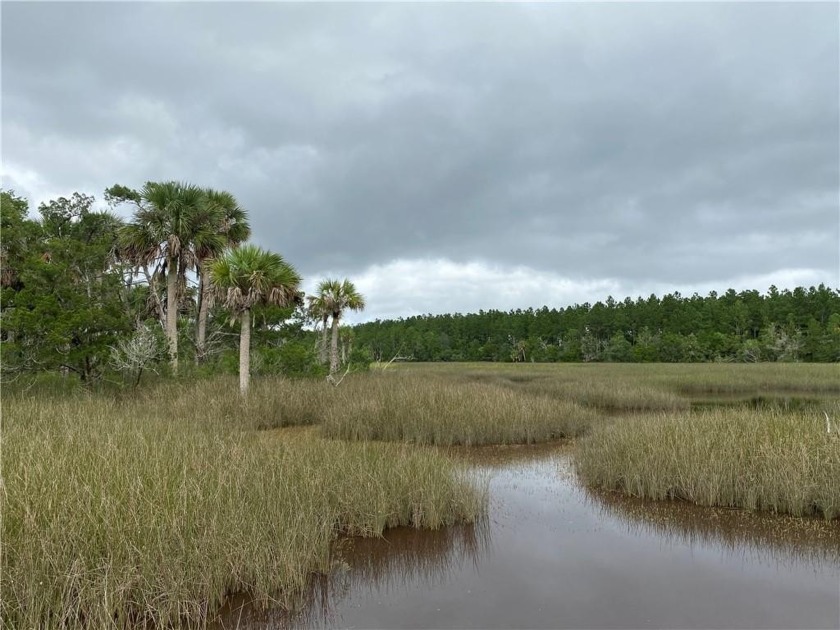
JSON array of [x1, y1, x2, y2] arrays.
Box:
[[335, 519, 492, 593], [213, 444, 840, 629], [587, 487, 840, 573], [212, 519, 491, 629], [445, 439, 574, 469]]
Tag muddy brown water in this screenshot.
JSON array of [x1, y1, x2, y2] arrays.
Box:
[[214, 444, 840, 629]]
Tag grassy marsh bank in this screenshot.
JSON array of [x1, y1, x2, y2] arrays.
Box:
[[578, 406, 840, 519], [393, 361, 840, 398], [4, 363, 839, 627], [1, 387, 483, 629], [321, 372, 600, 445], [350, 364, 840, 519]]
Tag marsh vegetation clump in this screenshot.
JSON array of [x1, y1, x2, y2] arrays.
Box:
[[508, 377, 689, 412], [1, 388, 483, 629], [321, 372, 600, 446], [645, 362, 840, 398], [171, 374, 328, 431], [577, 406, 840, 519]]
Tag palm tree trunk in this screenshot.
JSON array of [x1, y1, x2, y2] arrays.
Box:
[[166, 257, 178, 374], [196, 264, 211, 364], [330, 312, 340, 375], [142, 263, 166, 331], [240, 308, 251, 395], [320, 314, 329, 364]]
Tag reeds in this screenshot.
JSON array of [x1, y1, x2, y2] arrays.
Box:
[[1, 388, 483, 629], [640, 362, 840, 397], [517, 379, 688, 412], [320, 372, 600, 446], [396, 362, 840, 400], [577, 406, 840, 519]]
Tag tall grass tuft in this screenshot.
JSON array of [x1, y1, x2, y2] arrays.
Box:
[[519, 379, 689, 412], [128, 377, 328, 431], [638, 362, 840, 397], [577, 407, 840, 519], [321, 373, 600, 446], [1, 389, 483, 629]]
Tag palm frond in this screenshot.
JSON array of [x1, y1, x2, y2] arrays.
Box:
[[119, 222, 161, 266], [209, 244, 301, 314], [316, 277, 366, 317]]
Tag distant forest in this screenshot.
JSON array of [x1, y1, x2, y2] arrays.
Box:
[[353, 286, 840, 363]]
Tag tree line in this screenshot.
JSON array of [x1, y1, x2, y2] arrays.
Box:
[[4, 185, 837, 382], [0, 186, 366, 393], [352, 286, 840, 364]]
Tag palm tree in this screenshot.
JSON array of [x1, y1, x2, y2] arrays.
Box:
[[316, 278, 366, 376], [306, 293, 330, 365], [195, 189, 251, 364], [120, 181, 225, 374], [210, 245, 301, 395]]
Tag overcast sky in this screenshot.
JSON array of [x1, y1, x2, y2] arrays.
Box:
[[3, 2, 838, 322]]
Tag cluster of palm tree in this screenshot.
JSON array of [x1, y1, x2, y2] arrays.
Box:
[[307, 279, 366, 376], [119, 182, 254, 372], [117, 180, 365, 395]]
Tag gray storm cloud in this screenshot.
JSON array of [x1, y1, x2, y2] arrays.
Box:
[[2, 2, 837, 319]]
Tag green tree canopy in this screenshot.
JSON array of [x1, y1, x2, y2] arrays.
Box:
[[119, 181, 225, 373]]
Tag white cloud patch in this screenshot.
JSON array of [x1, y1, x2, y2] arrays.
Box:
[[302, 259, 609, 322]]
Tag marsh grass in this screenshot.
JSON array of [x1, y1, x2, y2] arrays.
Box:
[[648, 363, 840, 397], [1, 387, 483, 629], [5, 363, 838, 628], [123, 377, 327, 431], [521, 379, 688, 412], [577, 406, 840, 519], [442, 369, 687, 412], [321, 372, 600, 446], [395, 362, 840, 409]]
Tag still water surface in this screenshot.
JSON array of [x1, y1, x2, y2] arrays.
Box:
[[219, 444, 840, 629]]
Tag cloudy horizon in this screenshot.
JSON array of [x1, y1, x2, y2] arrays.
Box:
[[3, 2, 838, 323]]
